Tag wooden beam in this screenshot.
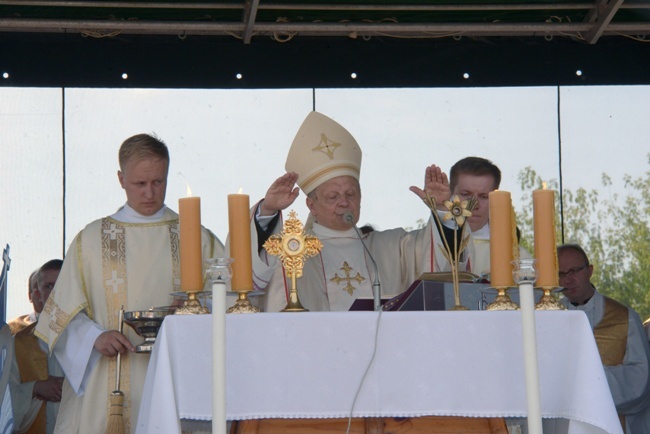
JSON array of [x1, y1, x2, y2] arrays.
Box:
[[242, 0, 260, 44], [585, 0, 625, 44]]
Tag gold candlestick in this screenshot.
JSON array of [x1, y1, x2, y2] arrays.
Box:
[[535, 286, 565, 310], [263, 210, 323, 312], [226, 291, 260, 314], [175, 291, 210, 315], [485, 286, 519, 311]]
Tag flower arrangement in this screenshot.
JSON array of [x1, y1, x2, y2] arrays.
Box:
[[423, 193, 477, 310]]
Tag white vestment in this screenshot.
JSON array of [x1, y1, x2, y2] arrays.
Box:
[[561, 291, 650, 434], [253, 213, 442, 312], [35, 204, 224, 434]]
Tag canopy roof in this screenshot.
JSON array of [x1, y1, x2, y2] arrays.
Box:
[[2, 1, 650, 88]]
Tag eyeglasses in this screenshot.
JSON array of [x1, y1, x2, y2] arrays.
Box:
[[558, 264, 588, 279]]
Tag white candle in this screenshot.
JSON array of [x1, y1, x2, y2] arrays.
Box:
[[212, 281, 226, 434], [519, 281, 543, 434]]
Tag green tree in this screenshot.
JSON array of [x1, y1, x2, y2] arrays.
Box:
[[516, 156, 650, 320]]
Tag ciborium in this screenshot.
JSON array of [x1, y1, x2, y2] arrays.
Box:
[[123, 306, 176, 353]]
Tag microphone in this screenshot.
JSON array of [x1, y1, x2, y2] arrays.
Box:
[[344, 212, 382, 311]]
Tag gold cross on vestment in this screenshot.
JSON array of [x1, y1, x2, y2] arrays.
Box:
[[330, 261, 366, 295]]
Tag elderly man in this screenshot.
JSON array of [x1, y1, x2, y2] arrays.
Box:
[[12, 259, 65, 434], [423, 157, 530, 278], [8, 271, 44, 335], [35, 134, 224, 433], [252, 111, 444, 312], [558, 243, 650, 433]]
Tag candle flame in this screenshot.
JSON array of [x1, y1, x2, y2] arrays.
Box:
[[238, 187, 243, 194], [542, 182, 548, 190], [186, 184, 193, 197]]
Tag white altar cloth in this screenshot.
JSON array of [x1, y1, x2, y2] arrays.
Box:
[[136, 311, 622, 434]]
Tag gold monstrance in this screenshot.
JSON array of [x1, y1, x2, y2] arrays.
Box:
[[263, 211, 323, 312]]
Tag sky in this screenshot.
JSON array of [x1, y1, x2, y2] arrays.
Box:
[[1, 85, 649, 319]]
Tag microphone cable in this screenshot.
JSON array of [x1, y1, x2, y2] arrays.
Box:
[[345, 308, 383, 434], [344, 212, 382, 311]]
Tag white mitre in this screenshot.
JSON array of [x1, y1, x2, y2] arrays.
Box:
[[285, 111, 362, 194]]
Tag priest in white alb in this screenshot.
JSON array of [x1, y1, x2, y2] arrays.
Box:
[[426, 156, 531, 278], [250, 111, 448, 312], [35, 134, 224, 433]]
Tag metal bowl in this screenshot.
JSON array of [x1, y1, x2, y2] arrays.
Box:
[[123, 307, 176, 353]]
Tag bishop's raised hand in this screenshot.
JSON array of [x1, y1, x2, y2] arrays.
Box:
[[259, 172, 300, 216], [409, 164, 450, 210]]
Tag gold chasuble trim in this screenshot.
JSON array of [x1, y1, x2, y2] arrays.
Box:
[[594, 296, 629, 431], [169, 220, 181, 291], [34, 236, 87, 348], [594, 296, 628, 366], [102, 218, 133, 431], [14, 323, 48, 434], [77, 230, 93, 319]]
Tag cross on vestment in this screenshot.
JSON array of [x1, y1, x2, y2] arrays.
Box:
[[103, 224, 124, 240], [105, 270, 125, 293], [330, 261, 366, 295]]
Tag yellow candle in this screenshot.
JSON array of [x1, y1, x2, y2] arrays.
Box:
[[179, 196, 203, 292], [533, 188, 558, 288], [489, 190, 514, 288], [228, 194, 253, 291]]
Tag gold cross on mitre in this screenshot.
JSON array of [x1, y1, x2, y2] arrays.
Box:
[[312, 133, 341, 160], [263, 210, 323, 312]]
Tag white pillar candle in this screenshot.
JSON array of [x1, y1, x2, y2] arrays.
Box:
[[212, 281, 226, 434], [519, 281, 543, 434]]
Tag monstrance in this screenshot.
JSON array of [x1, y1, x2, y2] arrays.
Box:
[[263, 210, 323, 312]]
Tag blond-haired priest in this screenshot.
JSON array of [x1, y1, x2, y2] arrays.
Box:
[[35, 134, 224, 433], [252, 111, 445, 312]]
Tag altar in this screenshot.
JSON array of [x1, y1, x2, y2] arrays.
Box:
[[136, 311, 622, 434]]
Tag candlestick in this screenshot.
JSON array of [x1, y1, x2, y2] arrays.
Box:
[[513, 259, 543, 434], [208, 258, 231, 434], [489, 190, 515, 288], [179, 196, 203, 292], [227, 194, 258, 314], [212, 284, 226, 434], [533, 189, 558, 288]]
